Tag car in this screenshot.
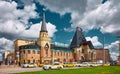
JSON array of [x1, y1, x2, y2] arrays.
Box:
[[76, 62, 89, 67], [63, 62, 76, 67], [66, 63, 76, 67], [103, 63, 110, 66], [39, 64, 44, 67], [28, 63, 37, 68], [22, 63, 29, 68], [22, 63, 37, 68], [43, 62, 63, 70]]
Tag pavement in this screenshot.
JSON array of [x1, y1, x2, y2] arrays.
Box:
[[0, 65, 82, 74], [0, 65, 42, 74]]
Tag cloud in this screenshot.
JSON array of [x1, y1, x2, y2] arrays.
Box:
[[21, 22, 57, 39], [110, 52, 119, 61], [0, 37, 13, 50], [0, 1, 57, 50], [37, 0, 120, 35], [86, 36, 102, 47], [0, 1, 57, 40], [105, 41, 119, 52], [39, 0, 87, 15], [0, 0, 37, 39], [105, 41, 119, 61]]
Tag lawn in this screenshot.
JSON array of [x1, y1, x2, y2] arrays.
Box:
[[14, 66, 120, 74]]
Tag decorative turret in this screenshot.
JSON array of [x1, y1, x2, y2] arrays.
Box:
[[40, 13, 47, 32]]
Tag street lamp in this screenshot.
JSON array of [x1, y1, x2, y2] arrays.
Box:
[[117, 36, 120, 57], [117, 36, 120, 65], [102, 36, 105, 65]]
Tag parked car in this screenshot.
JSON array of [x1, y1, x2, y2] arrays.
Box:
[[66, 63, 76, 67], [39, 64, 44, 67], [76, 62, 89, 67], [43, 62, 63, 70], [103, 63, 110, 66], [22, 63, 29, 68], [28, 63, 37, 68], [63, 62, 76, 67], [22, 63, 37, 68]]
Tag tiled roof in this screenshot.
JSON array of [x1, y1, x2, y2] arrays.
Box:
[[70, 27, 86, 48], [87, 41, 94, 49]]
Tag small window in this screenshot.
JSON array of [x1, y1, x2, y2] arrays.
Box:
[[37, 51, 40, 54], [58, 52, 59, 56], [82, 49, 84, 53], [28, 60, 30, 63], [33, 59, 35, 63], [23, 50, 25, 54], [61, 52, 62, 56], [33, 50, 35, 54], [28, 50, 30, 54], [54, 52, 56, 56], [64, 52, 65, 56]]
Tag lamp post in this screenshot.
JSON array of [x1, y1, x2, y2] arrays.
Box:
[[102, 36, 105, 65], [117, 36, 120, 65]]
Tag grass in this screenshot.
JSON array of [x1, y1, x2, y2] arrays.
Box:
[[14, 66, 120, 74]]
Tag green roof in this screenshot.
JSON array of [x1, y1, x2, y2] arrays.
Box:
[[51, 49, 74, 52], [54, 42, 69, 48]]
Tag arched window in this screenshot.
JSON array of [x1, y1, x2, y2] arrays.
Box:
[[82, 49, 84, 53], [45, 43, 49, 56]]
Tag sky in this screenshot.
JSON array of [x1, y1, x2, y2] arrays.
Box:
[[0, 0, 120, 61]]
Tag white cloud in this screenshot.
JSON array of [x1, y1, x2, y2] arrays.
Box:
[[0, 0, 57, 50], [110, 52, 119, 61], [105, 41, 119, 52], [0, 37, 13, 50], [22, 22, 57, 38], [38, 0, 120, 35], [86, 36, 102, 47], [105, 41, 119, 61], [0, 0, 38, 39]]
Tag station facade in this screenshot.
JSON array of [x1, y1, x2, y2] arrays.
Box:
[[14, 14, 110, 65]]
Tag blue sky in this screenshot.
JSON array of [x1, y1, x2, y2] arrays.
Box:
[[0, 0, 120, 60]]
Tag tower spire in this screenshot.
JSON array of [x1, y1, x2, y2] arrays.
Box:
[[41, 13, 47, 32]]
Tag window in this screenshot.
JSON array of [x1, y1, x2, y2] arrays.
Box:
[[24, 60, 25, 64], [37, 51, 40, 54], [61, 52, 62, 56], [79, 50, 80, 53], [82, 49, 84, 53], [54, 52, 56, 56], [28, 60, 30, 63], [38, 60, 40, 62], [28, 50, 30, 54], [33, 50, 35, 54], [64, 52, 65, 56], [33, 59, 35, 63], [23, 50, 25, 54], [58, 52, 59, 56]]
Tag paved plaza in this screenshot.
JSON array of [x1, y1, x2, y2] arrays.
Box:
[[0, 65, 42, 74]]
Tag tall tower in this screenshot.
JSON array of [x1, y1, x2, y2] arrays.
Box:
[[37, 13, 51, 64]]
